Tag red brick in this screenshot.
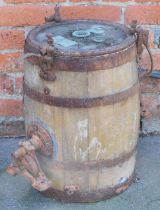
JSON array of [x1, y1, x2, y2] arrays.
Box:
[[61, 6, 121, 22], [0, 6, 53, 26], [135, 0, 160, 2], [0, 75, 14, 95], [148, 30, 155, 48], [140, 77, 160, 94], [125, 5, 160, 25], [141, 94, 160, 116], [72, 0, 127, 1], [70, 0, 96, 2], [140, 50, 160, 71], [5, 0, 64, 3], [0, 99, 23, 116], [0, 30, 24, 50], [0, 53, 23, 72], [0, 6, 121, 27], [103, 0, 129, 1], [15, 76, 23, 94]]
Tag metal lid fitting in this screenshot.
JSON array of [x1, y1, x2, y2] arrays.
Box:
[[24, 9, 153, 78], [25, 19, 136, 57]]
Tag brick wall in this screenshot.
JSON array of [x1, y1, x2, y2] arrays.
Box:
[[0, 0, 159, 136]]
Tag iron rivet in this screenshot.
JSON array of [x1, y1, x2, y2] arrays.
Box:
[[44, 87, 50, 95], [43, 73, 48, 80]]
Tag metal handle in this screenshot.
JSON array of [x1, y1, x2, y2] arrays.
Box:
[[130, 20, 154, 119], [139, 43, 153, 79], [130, 20, 153, 79], [7, 135, 51, 192]]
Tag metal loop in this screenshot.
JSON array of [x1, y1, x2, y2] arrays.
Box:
[[130, 20, 153, 79]]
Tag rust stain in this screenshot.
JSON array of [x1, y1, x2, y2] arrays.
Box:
[[42, 173, 135, 202], [26, 44, 136, 72], [24, 82, 139, 108]]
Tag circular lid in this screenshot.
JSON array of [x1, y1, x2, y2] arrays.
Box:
[[25, 20, 135, 57]]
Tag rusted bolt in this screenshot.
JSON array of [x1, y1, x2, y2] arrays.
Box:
[[47, 33, 53, 46], [44, 87, 50, 95], [67, 190, 74, 195], [74, 185, 79, 191], [39, 70, 44, 78], [140, 109, 152, 118], [43, 73, 48, 80], [40, 45, 47, 56], [32, 125, 38, 132], [131, 20, 137, 29]]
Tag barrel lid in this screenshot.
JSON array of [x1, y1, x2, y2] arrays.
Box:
[[25, 20, 136, 57]]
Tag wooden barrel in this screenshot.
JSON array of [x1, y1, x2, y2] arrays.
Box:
[[23, 20, 140, 202]]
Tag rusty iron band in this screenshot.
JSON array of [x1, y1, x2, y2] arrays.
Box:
[[42, 172, 135, 202], [51, 145, 137, 171], [25, 20, 136, 57], [24, 82, 139, 108], [26, 43, 136, 72]]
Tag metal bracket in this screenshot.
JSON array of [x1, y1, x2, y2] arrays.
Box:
[[7, 124, 53, 192], [45, 5, 61, 23], [39, 57, 56, 81]]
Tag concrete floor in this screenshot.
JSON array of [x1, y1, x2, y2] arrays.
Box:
[[0, 136, 160, 210]]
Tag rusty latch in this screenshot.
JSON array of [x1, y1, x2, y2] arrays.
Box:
[[39, 34, 58, 81], [130, 20, 153, 78]]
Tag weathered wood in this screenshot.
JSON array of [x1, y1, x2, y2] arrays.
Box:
[[4, 18, 146, 202], [24, 53, 140, 201]]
